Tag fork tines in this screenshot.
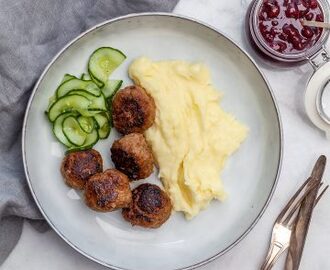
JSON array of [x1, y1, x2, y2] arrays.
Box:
[[276, 177, 323, 227]]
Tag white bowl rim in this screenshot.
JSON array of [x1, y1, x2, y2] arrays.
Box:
[[22, 12, 283, 270]]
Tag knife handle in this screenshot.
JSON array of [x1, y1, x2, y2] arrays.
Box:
[[285, 155, 326, 270], [285, 196, 312, 270]]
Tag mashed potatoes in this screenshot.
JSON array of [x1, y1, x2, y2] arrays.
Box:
[[129, 57, 248, 219]]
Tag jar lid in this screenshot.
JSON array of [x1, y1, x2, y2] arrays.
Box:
[[305, 47, 330, 138]]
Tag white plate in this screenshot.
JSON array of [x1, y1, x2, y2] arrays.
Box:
[[22, 13, 282, 270]]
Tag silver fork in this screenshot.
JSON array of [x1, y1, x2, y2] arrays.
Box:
[[260, 177, 328, 270]]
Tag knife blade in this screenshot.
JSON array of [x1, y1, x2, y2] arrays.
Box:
[[284, 155, 326, 270]]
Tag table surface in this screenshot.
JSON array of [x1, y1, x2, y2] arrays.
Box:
[[3, 0, 330, 269]]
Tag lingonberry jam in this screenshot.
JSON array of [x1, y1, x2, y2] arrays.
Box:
[[257, 0, 324, 54]]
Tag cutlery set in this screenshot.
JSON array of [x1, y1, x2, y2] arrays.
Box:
[[261, 156, 328, 270]]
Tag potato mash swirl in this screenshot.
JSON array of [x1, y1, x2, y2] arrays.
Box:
[[129, 57, 247, 219]]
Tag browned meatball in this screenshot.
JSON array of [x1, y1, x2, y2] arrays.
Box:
[[61, 149, 103, 189], [122, 184, 172, 228], [111, 133, 154, 180], [85, 169, 132, 212], [112, 85, 156, 134]]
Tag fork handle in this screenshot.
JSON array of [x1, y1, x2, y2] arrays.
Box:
[[261, 242, 288, 270]]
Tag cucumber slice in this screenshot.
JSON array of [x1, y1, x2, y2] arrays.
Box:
[[98, 121, 111, 139], [102, 80, 123, 99], [66, 129, 99, 153], [89, 72, 104, 88], [61, 74, 76, 84], [62, 116, 87, 146], [81, 73, 91, 81], [46, 94, 57, 113], [94, 113, 110, 139], [68, 90, 107, 111], [56, 78, 101, 98], [46, 74, 77, 113], [107, 103, 114, 127], [88, 47, 126, 84], [48, 94, 91, 122], [77, 116, 95, 134], [53, 112, 77, 147], [93, 113, 108, 128]]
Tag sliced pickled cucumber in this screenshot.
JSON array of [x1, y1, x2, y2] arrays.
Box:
[[68, 90, 107, 111], [66, 129, 98, 153], [93, 113, 108, 128], [94, 113, 110, 139], [53, 112, 77, 147], [90, 72, 104, 88], [46, 74, 76, 113], [88, 47, 126, 85], [46, 94, 57, 113], [48, 94, 91, 122], [61, 74, 76, 84], [81, 73, 91, 81], [77, 116, 95, 134], [46, 46, 126, 150], [62, 116, 87, 146], [102, 79, 122, 99], [56, 78, 101, 98], [98, 121, 110, 139]]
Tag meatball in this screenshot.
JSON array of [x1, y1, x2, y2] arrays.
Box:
[[85, 169, 132, 212], [111, 133, 154, 180], [122, 184, 172, 228], [112, 85, 156, 134], [61, 149, 103, 189]]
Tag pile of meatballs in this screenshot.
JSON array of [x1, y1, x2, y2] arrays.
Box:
[[61, 85, 172, 228]]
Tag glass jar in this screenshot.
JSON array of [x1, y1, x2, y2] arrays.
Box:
[[248, 0, 330, 62], [248, 0, 330, 138]]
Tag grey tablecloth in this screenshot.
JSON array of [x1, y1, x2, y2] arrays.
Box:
[[0, 0, 178, 265]]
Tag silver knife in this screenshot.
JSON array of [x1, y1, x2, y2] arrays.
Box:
[[284, 155, 326, 270]]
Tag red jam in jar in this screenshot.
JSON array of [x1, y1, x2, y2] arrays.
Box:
[[258, 0, 324, 54]]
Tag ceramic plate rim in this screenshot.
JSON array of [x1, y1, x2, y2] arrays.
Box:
[[22, 12, 283, 270]]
